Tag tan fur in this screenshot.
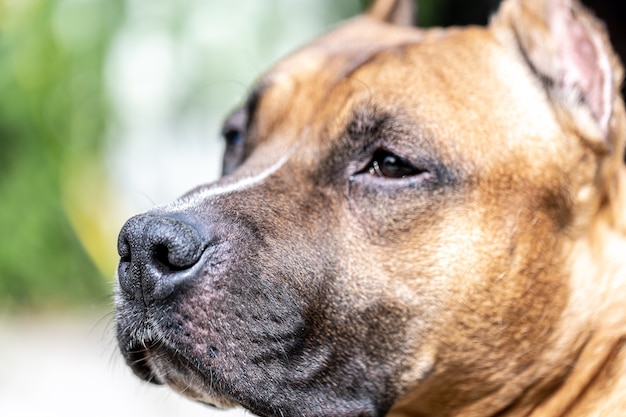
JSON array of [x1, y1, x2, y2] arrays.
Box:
[[115, 0, 626, 415], [272, 1, 626, 414]]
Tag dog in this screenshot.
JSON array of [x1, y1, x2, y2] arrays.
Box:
[[114, 0, 626, 415]]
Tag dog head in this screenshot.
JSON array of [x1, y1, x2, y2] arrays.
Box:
[[115, 0, 626, 416]]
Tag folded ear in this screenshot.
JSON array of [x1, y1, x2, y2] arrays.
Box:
[[491, 0, 624, 152], [367, 0, 416, 27]]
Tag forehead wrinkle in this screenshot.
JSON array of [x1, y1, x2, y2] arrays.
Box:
[[335, 41, 418, 83], [308, 43, 425, 147], [339, 101, 461, 172]]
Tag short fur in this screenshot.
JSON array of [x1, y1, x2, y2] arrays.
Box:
[[115, 0, 626, 416]]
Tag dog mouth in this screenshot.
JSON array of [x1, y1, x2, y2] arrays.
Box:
[[123, 337, 238, 409], [125, 339, 163, 385]]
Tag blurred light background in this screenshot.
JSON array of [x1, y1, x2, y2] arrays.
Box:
[[0, 0, 623, 416]]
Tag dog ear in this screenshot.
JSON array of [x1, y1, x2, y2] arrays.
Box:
[[367, 0, 416, 27], [492, 0, 624, 151]]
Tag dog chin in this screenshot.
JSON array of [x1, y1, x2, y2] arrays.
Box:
[[125, 338, 239, 410], [165, 377, 238, 410], [162, 374, 238, 410]]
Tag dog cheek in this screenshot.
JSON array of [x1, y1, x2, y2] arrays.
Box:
[[436, 217, 569, 391]]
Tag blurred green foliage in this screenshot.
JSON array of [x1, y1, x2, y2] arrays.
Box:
[[0, 0, 122, 310]]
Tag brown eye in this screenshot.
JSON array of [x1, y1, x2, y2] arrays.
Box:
[[367, 150, 425, 179]]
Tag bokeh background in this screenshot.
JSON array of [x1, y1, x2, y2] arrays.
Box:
[[0, 0, 624, 416]]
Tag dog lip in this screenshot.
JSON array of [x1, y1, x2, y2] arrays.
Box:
[[125, 340, 163, 385], [130, 338, 240, 410]]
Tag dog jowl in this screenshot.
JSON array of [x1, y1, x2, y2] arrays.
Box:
[[115, 0, 626, 416]]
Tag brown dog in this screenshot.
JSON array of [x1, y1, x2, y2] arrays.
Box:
[[115, 0, 626, 415]]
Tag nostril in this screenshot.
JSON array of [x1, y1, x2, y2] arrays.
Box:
[[152, 243, 189, 273], [149, 224, 204, 270]]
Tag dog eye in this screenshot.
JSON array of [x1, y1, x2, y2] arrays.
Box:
[[224, 128, 244, 146], [365, 150, 425, 179], [221, 108, 248, 176], [222, 107, 247, 147]]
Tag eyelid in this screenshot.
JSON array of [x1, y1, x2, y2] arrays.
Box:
[[222, 107, 247, 139], [221, 83, 268, 142]]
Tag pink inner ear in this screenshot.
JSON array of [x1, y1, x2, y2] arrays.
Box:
[[550, 1, 612, 134]]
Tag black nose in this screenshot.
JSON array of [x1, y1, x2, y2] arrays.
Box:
[[117, 214, 206, 305]]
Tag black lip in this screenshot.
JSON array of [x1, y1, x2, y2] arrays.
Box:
[[124, 340, 163, 385]]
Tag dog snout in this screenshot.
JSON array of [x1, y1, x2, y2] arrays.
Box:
[[117, 213, 206, 305]]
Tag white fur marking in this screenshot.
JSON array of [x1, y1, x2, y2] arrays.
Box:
[[169, 145, 297, 211]]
